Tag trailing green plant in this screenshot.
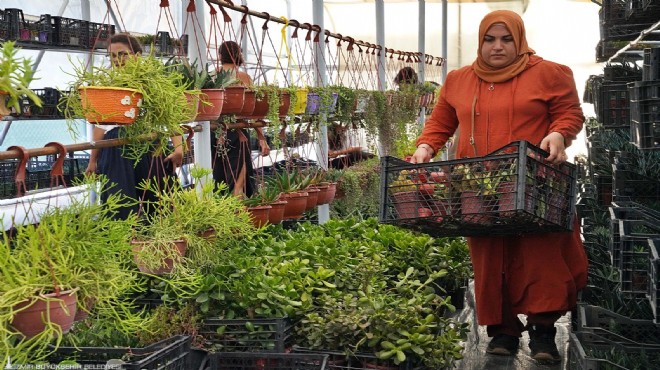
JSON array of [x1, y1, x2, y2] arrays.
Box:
[[61, 54, 194, 163], [0, 41, 42, 116], [332, 85, 357, 123]]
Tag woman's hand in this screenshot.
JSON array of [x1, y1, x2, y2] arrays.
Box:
[[259, 139, 270, 157], [410, 145, 433, 164], [165, 148, 184, 170], [540, 132, 567, 165], [85, 161, 97, 175]]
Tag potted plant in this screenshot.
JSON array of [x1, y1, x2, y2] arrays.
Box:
[[61, 53, 193, 163], [0, 41, 42, 118], [251, 83, 281, 122], [388, 170, 420, 219], [0, 176, 139, 362]]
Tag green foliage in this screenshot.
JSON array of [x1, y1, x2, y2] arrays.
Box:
[[330, 157, 381, 219], [203, 68, 238, 89], [0, 41, 42, 115]]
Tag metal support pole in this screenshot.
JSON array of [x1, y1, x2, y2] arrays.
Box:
[[418, 0, 426, 124], [188, 1, 213, 186], [313, 0, 330, 224], [442, 0, 448, 83], [376, 0, 386, 92]]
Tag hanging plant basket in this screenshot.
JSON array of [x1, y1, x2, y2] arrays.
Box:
[[281, 191, 309, 220], [11, 289, 78, 339], [267, 200, 287, 225], [293, 87, 308, 115], [249, 92, 270, 119], [221, 86, 247, 115], [279, 91, 291, 118], [131, 239, 188, 275], [237, 89, 257, 118], [78, 86, 143, 125], [246, 204, 272, 228], [304, 187, 321, 211], [197, 88, 225, 121]]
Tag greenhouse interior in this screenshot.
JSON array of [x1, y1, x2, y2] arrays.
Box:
[[0, 0, 659, 369]]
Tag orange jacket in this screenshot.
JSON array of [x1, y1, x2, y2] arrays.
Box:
[[418, 58, 588, 325]]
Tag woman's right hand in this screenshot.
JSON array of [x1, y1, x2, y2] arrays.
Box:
[[410, 146, 432, 164], [85, 161, 97, 175]]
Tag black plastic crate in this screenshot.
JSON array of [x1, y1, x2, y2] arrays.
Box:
[[578, 304, 660, 347], [569, 331, 660, 370], [643, 48, 660, 81], [0, 8, 25, 41], [619, 221, 660, 293], [604, 62, 643, 83], [0, 160, 19, 199], [643, 0, 659, 9], [600, 0, 628, 25], [22, 88, 64, 118], [379, 141, 577, 237], [291, 347, 415, 370], [612, 164, 660, 203], [198, 317, 293, 353], [89, 21, 114, 49], [600, 21, 660, 41], [631, 118, 660, 150], [52, 16, 89, 48], [609, 203, 660, 266], [155, 31, 173, 55], [568, 332, 627, 370], [210, 352, 327, 370], [594, 82, 631, 128], [594, 172, 613, 206], [48, 335, 190, 370]]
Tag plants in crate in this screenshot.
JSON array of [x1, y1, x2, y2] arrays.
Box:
[[0, 41, 42, 118], [60, 54, 193, 163], [454, 163, 494, 223]]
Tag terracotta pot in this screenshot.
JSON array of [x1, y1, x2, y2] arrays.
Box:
[[249, 92, 269, 119], [391, 190, 421, 219], [131, 239, 187, 275], [497, 182, 535, 217], [74, 296, 96, 322], [197, 88, 225, 121], [221, 86, 246, 115], [11, 289, 78, 338], [198, 227, 217, 242], [267, 200, 287, 225], [461, 191, 491, 224], [247, 204, 272, 228], [182, 90, 200, 122], [236, 89, 256, 117], [325, 182, 337, 204], [278, 91, 291, 118], [362, 361, 399, 370], [281, 191, 309, 220], [304, 187, 321, 211], [78, 86, 142, 125], [313, 183, 330, 205], [0, 91, 9, 118]]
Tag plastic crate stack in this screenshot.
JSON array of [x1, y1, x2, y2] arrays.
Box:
[[0, 7, 115, 50], [629, 47, 660, 150], [200, 317, 328, 370], [573, 198, 660, 369], [596, 0, 660, 62]]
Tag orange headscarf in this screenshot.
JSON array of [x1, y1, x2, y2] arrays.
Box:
[[472, 10, 535, 83]]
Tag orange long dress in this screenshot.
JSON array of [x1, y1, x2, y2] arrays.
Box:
[[416, 55, 588, 326]]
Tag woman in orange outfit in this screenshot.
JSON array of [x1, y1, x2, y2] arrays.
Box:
[[410, 10, 587, 364]]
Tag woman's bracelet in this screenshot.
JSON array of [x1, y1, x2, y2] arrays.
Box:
[[417, 143, 435, 156]]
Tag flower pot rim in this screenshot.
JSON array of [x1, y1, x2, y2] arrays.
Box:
[[78, 86, 142, 94]]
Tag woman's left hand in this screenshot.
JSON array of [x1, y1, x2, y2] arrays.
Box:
[[165, 149, 184, 170], [540, 132, 567, 165], [259, 139, 270, 157]]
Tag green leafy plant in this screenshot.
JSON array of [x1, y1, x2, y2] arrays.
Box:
[[0, 41, 42, 116]]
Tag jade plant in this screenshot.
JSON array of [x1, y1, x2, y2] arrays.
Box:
[[0, 41, 42, 117]]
